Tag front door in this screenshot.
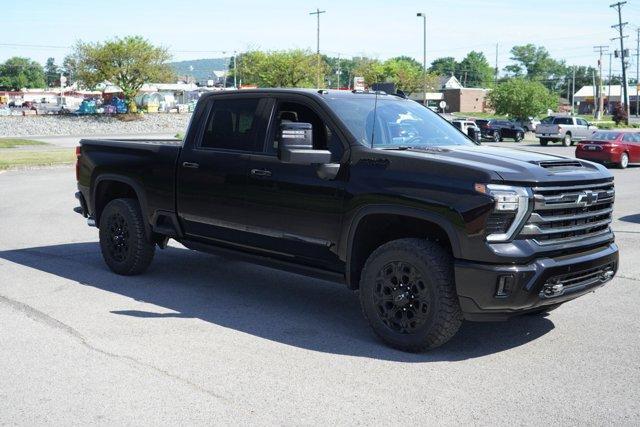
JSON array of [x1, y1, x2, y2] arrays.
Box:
[[177, 95, 272, 245], [241, 96, 348, 270]]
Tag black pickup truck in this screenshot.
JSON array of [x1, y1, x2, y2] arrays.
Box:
[[75, 89, 618, 352]]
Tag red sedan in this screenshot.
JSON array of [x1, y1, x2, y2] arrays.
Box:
[[575, 130, 640, 169]]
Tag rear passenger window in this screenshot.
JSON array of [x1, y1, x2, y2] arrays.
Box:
[[201, 98, 265, 151], [623, 133, 640, 143]]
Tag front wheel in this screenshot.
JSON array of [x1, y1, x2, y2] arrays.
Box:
[[515, 131, 524, 142], [619, 152, 629, 169], [493, 131, 501, 142], [99, 198, 155, 275], [359, 238, 463, 352]]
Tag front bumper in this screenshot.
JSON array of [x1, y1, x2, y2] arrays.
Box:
[[455, 243, 618, 321]]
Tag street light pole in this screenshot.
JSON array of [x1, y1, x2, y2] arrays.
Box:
[[417, 12, 426, 105], [309, 8, 326, 88]]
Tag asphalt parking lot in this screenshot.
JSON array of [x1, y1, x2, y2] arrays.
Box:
[[0, 143, 639, 424]]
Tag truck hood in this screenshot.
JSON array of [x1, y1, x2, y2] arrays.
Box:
[[403, 145, 611, 184]]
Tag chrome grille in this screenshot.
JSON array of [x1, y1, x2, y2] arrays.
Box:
[[519, 181, 614, 245]]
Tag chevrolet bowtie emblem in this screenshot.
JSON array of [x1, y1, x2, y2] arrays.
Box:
[[576, 190, 599, 207]]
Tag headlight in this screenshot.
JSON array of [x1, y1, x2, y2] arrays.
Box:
[[476, 184, 531, 242]]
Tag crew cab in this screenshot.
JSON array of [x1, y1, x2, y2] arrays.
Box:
[[536, 115, 597, 146], [75, 89, 618, 352]]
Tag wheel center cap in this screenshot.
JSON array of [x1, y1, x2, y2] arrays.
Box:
[[392, 290, 409, 306]]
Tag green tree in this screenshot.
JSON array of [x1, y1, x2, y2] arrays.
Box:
[[236, 49, 323, 87], [505, 44, 567, 92], [428, 57, 458, 76], [71, 36, 174, 110], [0, 57, 46, 90], [61, 55, 78, 82], [44, 57, 60, 87], [488, 78, 557, 119], [353, 57, 386, 86], [382, 58, 438, 95], [458, 51, 494, 88]]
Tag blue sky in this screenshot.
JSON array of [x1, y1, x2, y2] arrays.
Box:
[[3, 0, 640, 74]]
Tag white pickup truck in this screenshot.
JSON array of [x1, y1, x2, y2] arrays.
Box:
[[535, 115, 597, 147]]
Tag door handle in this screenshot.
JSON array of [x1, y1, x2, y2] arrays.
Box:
[[250, 168, 272, 177], [182, 162, 199, 169]]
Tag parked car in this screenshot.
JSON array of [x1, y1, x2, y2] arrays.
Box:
[[475, 119, 525, 142], [514, 117, 541, 132], [535, 115, 597, 146], [451, 119, 481, 143], [75, 89, 618, 352], [576, 130, 640, 169]]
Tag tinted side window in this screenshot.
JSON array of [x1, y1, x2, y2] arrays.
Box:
[[201, 98, 263, 151]]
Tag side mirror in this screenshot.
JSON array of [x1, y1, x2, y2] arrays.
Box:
[[278, 122, 331, 165]]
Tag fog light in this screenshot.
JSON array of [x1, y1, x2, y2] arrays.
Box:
[[495, 275, 514, 297]]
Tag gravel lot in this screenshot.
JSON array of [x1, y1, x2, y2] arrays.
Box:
[[0, 144, 638, 424], [0, 114, 191, 138]]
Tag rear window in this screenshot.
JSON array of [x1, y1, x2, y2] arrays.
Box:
[[540, 116, 554, 124], [553, 117, 573, 125], [622, 132, 640, 142], [591, 131, 621, 141], [476, 120, 489, 126]]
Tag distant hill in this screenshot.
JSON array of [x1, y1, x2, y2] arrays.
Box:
[[170, 58, 230, 83]]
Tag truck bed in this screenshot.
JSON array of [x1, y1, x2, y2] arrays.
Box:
[[77, 138, 183, 228]]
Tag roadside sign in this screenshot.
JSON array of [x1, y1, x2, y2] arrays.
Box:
[[354, 76, 365, 91], [439, 100, 447, 109]]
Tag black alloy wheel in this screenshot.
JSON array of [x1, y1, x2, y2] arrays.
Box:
[[373, 261, 430, 334]]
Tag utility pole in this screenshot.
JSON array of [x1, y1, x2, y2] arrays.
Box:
[[593, 45, 609, 120], [417, 12, 427, 104], [572, 66, 576, 115], [592, 69, 597, 118], [608, 52, 613, 113], [309, 8, 326, 88], [495, 43, 499, 84], [335, 56, 341, 89], [611, 1, 630, 123], [636, 27, 639, 116], [233, 52, 237, 89]]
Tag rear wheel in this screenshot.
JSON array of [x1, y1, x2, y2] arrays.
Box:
[[99, 198, 155, 275], [359, 238, 463, 352], [619, 152, 629, 169], [539, 138, 549, 146], [562, 133, 572, 147], [515, 131, 524, 142]]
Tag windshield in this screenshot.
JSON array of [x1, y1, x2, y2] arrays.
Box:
[[323, 95, 474, 148], [590, 131, 621, 141]]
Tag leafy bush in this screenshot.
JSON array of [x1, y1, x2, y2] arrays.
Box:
[[612, 103, 628, 125]]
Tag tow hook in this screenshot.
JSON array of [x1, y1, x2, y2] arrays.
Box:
[[541, 279, 565, 298]]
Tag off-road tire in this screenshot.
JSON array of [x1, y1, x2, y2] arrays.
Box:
[[359, 238, 463, 352], [99, 198, 155, 275]]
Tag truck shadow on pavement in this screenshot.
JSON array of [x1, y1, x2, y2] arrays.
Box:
[[0, 242, 555, 362]]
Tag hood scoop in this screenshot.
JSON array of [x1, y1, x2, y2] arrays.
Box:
[[531, 160, 583, 170]]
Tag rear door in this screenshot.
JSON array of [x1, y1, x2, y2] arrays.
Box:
[[177, 95, 272, 244]]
